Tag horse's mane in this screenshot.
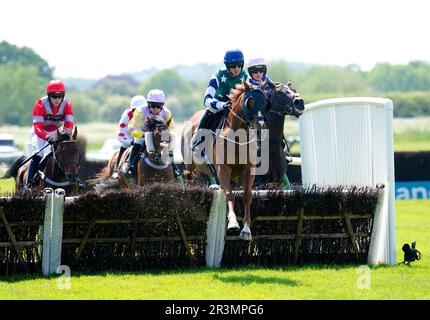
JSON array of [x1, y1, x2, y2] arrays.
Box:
[[144, 115, 167, 131], [227, 83, 245, 107]]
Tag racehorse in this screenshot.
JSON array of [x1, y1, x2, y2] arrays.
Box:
[[255, 81, 304, 186], [3, 127, 82, 195], [181, 81, 267, 240], [99, 115, 176, 187]]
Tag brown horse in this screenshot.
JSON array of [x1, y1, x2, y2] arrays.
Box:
[[181, 81, 267, 240], [256, 81, 304, 186], [97, 115, 176, 188], [3, 127, 82, 195]]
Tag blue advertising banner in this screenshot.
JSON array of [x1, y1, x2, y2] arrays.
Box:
[[395, 181, 430, 200]]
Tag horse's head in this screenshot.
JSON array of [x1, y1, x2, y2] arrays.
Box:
[[53, 127, 80, 184], [266, 81, 304, 118], [143, 115, 172, 163], [229, 81, 268, 129]]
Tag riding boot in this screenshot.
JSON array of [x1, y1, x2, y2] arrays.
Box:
[[112, 146, 127, 179], [25, 155, 41, 189], [191, 109, 212, 152], [125, 143, 142, 177]]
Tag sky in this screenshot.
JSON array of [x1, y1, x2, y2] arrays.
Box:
[[1, 0, 429, 79]]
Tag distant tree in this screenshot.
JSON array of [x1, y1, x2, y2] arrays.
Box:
[[139, 69, 192, 96], [0, 63, 46, 126], [267, 60, 297, 84], [97, 95, 130, 123], [92, 75, 139, 96], [66, 92, 100, 123], [368, 61, 430, 92], [0, 41, 53, 79], [297, 65, 368, 95]]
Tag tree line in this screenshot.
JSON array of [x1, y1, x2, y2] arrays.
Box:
[[1, 40, 430, 126]]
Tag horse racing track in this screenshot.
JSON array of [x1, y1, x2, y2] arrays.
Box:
[[0, 183, 381, 276]]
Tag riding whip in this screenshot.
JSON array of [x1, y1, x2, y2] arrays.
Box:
[[16, 143, 51, 170]]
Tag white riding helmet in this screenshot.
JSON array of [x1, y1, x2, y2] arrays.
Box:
[[247, 57, 267, 68], [130, 95, 147, 108], [147, 89, 166, 103]]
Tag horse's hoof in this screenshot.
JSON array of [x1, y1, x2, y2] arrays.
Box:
[[209, 184, 220, 190], [239, 230, 252, 241], [227, 219, 240, 230]]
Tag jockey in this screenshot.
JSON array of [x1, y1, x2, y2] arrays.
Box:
[[26, 80, 74, 188], [112, 95, 148, 178], [125, 89, 174, 177], [191, 49, 247, 151], [246, 57, 272, 92]]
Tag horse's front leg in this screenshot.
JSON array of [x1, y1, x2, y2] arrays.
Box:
[[217, 164, 239, 230], [239, 166, 255, 241], [242, 166, 255, 226]]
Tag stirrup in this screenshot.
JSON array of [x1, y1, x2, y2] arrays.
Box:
[[111, 170, 119, 179], [124, 167, 134, 178], [191, 138, 202, 152]]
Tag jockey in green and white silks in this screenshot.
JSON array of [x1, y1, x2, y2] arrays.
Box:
[[191, 49, 246, 151], [204, 68, 247, 113]]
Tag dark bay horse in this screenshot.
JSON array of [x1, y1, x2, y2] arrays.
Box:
[[103, 115, 176, 187], [181, 81, 267, 240], [3, 127, 82, 195], [256, 81, 304, 186]]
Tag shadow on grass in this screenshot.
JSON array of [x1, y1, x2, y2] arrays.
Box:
[[212, 273, 299, 286], [0, 263, 399, 283]]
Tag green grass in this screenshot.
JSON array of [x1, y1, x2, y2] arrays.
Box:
[[0, 177, 14, 195], [394, 130, 430, 151], [0, 200, 429, 300]]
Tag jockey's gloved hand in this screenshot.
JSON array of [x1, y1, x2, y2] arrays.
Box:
[[223, 101, 232, 109], [46, 136, 57, 145]]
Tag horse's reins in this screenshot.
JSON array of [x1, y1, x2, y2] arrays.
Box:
[[53, 143, 80, 173], [39, 141, 82, 187], [268, 85, 290, 117], [142, 126, 171, 170], [210, 109, 257, 146]]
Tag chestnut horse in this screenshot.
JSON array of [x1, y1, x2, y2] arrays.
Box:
[[181, 81, 267, 240], [97, 115, 175, 188], [3, 127, 82, 195]]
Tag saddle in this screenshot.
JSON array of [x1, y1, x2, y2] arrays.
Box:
[[194, 109, 229, 178], [207, 108, 229, 133], [27, 151, 53, 187]]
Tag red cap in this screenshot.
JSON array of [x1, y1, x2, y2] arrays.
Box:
[[46, 80, 65, 94]]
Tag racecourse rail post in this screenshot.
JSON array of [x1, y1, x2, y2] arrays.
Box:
[[50, 188, 65, 274], [42, 187, 54, 276], [205, 185, 227, 268]]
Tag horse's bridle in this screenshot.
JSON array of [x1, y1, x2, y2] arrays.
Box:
[[227, 88, 267, 129], [144, 124, 171, 168], [53, 141, 80, 174], [268, 85, 294, 117]]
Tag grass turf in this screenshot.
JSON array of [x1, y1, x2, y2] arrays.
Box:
[[0, 200, 428, 300]]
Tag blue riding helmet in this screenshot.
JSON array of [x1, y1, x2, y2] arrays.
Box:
[[224, 49, 244, 64]]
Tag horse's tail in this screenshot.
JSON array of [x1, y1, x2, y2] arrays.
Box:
[[87, 166, 110, 185], [88, 165, 120, 193], [1, 156, 26, 179]]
